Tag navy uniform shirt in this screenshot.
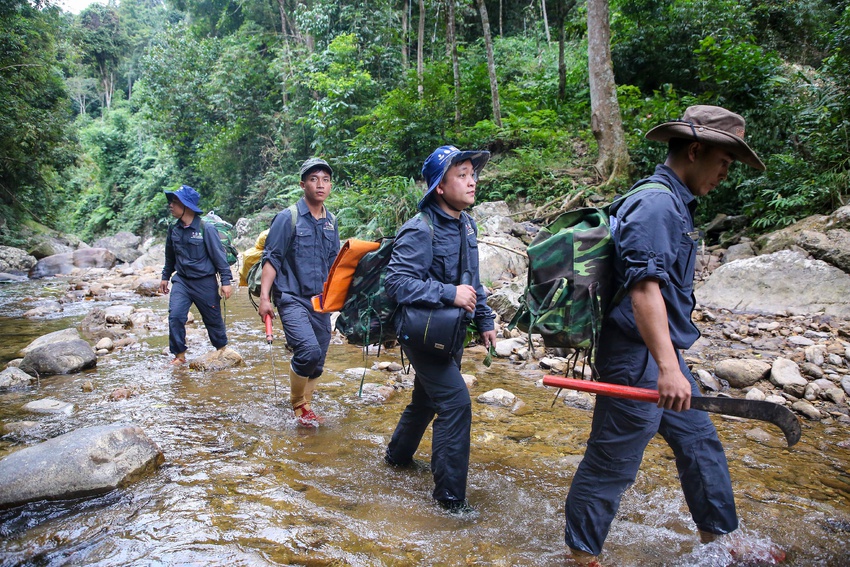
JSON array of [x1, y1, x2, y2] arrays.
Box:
[[607, 164, 701, 350], [386, 201, 495, 333], [262, 197, 340, 298], [162, 215, 232, 285]]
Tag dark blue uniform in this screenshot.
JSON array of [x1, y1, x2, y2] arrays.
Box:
[[384, 201, 495, 505], [261, 198, 340, 378], [162, 215, 232, 355], [564, 165, 737, 556]]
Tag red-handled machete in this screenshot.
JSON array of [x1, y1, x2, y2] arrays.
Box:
[[543, 376, 801, 447]]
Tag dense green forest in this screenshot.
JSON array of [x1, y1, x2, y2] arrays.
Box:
[[1, 0, 849, 247]]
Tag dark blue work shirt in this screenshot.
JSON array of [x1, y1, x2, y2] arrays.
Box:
[[386, 202, 495, 333], [162, 215, 232, 285], [607, 164, 700, 349], [262, 197, 340, 298]]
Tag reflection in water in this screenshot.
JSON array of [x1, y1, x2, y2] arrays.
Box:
[[0, 280, 848, 566]]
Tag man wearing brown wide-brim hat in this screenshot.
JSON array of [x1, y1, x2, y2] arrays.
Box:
[[563, 106, 774, 566]]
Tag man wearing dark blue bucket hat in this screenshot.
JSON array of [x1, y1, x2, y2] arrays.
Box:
[[160, 185, 233, 365], [383, 145, 496, 513]]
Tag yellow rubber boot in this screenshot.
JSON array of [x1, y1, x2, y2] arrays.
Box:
[[289, 364, 309, 417]]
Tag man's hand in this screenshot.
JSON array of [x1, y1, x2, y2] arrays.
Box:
[[480, 329, 497, 349], [656, 366, 692, 412], [453, 284, 477, 313], [159, 280, 169, 295], [221, 285, 233, 300], [258, 297, 275, 322]]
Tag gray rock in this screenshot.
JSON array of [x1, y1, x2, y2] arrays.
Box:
[[695, 250, 850, 318], [841, 376, 850, 397], [487, 281, 524, 322], [92, 231, 143, 264], [19, 328, 81, 357], [788, 336, 816, 347], [495, 337, 526, 358], [477, 235, 528, 286], [770, 358, 808, 388], [0, 245, 36, 273], [824, 388, 846, 404], [477, 388, 516, 407], [29, 248, 117, 279], [745, 388, 766, 401], [722, 242, 756, 264], [103, 305, 135, 326], [23, 398, 73, 414], [695, 369, 722, 391], [0, 367, 35, 390], [19, 339, 97, 376], [791, 400, 822, 420], [714, 359, 770, 388], [800, 362, 824, 379], [798, 228, 850, 274], [0, 424, 164, 508]]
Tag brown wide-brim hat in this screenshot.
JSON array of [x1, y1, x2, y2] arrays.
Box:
[[645, 105, 765, 171]]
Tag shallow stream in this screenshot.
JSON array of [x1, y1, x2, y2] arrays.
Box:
[[0, 280, 848, 566]]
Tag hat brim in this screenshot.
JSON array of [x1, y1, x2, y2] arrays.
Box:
[[165, 191, 203, 214], [646, 122, 765, 171], [419, 150, 491, 209]]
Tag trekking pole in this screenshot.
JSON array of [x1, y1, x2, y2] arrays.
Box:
[[264, 314, 278, 399]]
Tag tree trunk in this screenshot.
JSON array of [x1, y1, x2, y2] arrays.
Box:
[[446, 0, 461, 122], [277, 0, 301, 42], [555, 0, 575, 101], [476, 0, 502, 127], [587, 0, 629, 182], [541, 0, 551, 44], [402, 0, 409, 68], [417, 0, 425, 97]]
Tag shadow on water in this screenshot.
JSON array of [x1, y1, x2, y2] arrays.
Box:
[[0, 279, 849, 566]]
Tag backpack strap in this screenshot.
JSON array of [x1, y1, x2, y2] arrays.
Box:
[[287, 203, 298, 237]]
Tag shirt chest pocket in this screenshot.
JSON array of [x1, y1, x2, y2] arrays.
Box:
[[672, 230, 698, 287], [432, 243, 460, 284]]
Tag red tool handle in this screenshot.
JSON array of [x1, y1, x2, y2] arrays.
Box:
[[542, 376, 660, 404], [263, 314, 274, 342]]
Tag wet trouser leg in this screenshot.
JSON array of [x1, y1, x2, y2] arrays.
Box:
[[190, 275, 228, 349], [168, 275, 226, 353], [565, 335, 737, 556], [277, 294, 331, 379], [386, 346, 471, 503]]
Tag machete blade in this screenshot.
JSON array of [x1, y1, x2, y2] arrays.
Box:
[[692, 396, 801, 447]]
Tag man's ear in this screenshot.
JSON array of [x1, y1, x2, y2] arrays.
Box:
[[687, 141, 703, 162]]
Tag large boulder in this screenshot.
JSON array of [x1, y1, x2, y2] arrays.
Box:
[[0, 424, 164, 508], [29, 248, 117, 278], [797, 229, 850, 274], [695, 250, 850, 318], [130, 243, 165, 270], [0, 367, 36, 390], [0, 245, 36, 273], [18, 339, 97, 376], [92, 231, 143, 264], [19, 328, 81, 357], [477, 235, 528, 286]]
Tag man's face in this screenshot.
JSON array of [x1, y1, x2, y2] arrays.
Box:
[[167, 197, 185, 219], [687, 144, 736, 197], [436, 159, 477, 209], [300, 168, 332, 205]]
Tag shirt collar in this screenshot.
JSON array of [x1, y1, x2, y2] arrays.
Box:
[[654, 164, 697, 213]]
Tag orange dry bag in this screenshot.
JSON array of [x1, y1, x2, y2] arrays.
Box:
[[312, 239, 380, 313]]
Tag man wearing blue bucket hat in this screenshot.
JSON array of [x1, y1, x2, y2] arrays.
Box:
[[160, 185, 233, 365], [383, 145, 496, 513]]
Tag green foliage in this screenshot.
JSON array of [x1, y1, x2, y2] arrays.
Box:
[[329, 176, 420, 240]]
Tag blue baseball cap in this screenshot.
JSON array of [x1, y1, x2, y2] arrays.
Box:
[[164, 185, 203, 214], [420, 145, 490, 208]]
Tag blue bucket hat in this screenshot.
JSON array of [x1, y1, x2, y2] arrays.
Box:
[[164, 185, 203, 214], [420, 145, 490, 208]]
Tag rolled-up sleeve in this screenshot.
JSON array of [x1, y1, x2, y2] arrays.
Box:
[[386, 218, 455, 307], [261, 210, 292, 278], [616, 191, 683, 292]]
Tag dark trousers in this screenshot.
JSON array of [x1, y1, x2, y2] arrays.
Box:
[[168, 274, 227, 355], [276, 293, 331, 379], [564, 329, 738, 556], [386, 346, 471, 503]]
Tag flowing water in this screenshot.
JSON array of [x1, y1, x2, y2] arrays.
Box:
[[0, 279, 849, 566]]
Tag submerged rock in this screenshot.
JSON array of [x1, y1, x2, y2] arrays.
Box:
[[0, 424, 164, 508]]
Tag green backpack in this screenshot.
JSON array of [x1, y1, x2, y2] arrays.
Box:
[[335, 211, 437, 347], [509, 183, 669, 370], [202, 211, 239, 266]]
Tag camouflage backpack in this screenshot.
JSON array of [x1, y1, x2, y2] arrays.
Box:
[[509, 183, 669, 372], [202, 211, 239, 266], [335, 212, 435, 347]]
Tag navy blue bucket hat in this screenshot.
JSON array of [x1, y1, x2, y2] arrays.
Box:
[[164, 185, 203, 214], [420, 145, 490, 208]]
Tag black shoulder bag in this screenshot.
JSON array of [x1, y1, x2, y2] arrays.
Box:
[[396, 214, 472, 359]]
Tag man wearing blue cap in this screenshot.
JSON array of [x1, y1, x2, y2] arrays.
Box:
[[258, 158, 340, 427], [160, 185, 233, 365], [383, 145, 497, 513]]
